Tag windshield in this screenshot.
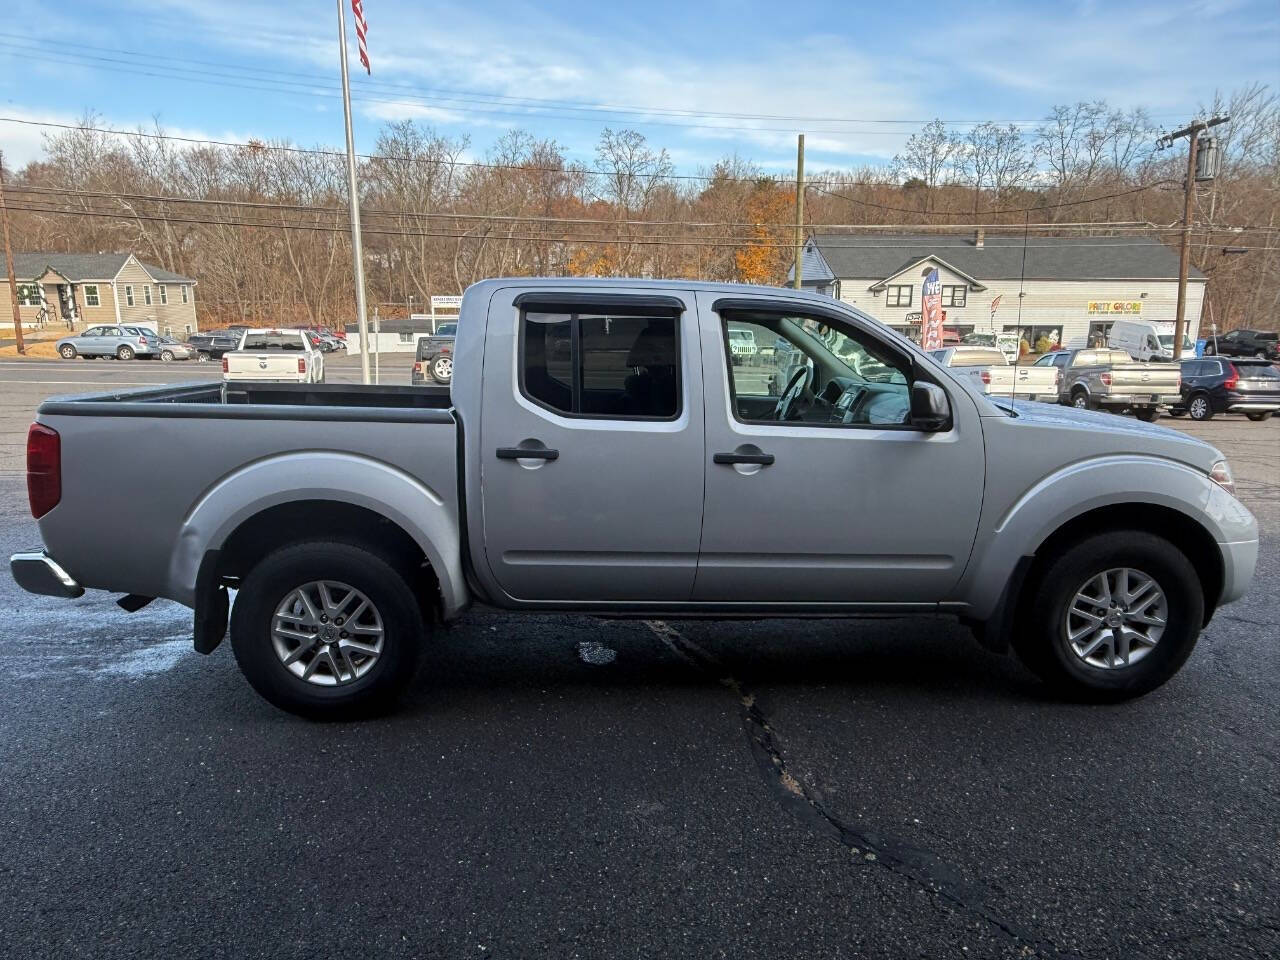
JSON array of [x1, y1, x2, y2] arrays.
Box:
[[436, 323, 457, 336]]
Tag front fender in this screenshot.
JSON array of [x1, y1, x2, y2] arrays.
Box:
[[955, 455, 1256, 620], [167, 451, 466, 618]]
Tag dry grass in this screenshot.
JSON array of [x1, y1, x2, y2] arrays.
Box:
[[0, 341, 61, 359]]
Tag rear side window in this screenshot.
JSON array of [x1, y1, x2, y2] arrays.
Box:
[[1238, 362, 1280, 379], [520, 310, 680, 420], [242, 334, 305, 351], [1257, 332, 1278, 342]]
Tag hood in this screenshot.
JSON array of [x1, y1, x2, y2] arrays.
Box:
[[986, 399, 1224, 473]]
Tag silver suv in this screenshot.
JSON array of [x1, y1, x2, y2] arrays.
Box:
[[56, 325, 157, 360]]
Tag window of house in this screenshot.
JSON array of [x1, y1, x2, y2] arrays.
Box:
[[181, 285, 189, 304], [16, 284, 42, 306], [520, 309, 681, 420], [125, 285, 135, 306], [159, 285, 167, 305], [885, 285, 912, 307], [83, 284, 100, 307], [143, 285, 153, 306], [184, 324, 193, 334], [942, 285, 967, 307], [398, 331, 415, 343]]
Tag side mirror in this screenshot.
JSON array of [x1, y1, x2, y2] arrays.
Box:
[[910, 381, 951, 432]]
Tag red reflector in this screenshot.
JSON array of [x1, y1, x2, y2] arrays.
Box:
[[221, 356, 229, 373], [297, 358, 307, 373], [27, 423, 61, 519]]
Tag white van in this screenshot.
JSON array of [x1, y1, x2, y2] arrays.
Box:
[[1109, 319, 1194, 362]]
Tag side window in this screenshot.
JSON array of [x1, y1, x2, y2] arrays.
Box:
[[720, 310, 911, 427], [520, 309, 680, 420], [83, 326, 103, 337]]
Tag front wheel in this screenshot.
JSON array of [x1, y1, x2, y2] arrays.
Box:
[[431, 355, 453, 383], [59, 344, 77, 359], [160, 350, 175, 362], [1014, 530, 1203, 701], [1246, 411, 1273, 422], [196, 352, 211, 363], [229, 542, 426, 718]]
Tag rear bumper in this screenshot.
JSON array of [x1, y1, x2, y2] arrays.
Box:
[[10, 551, 84, 598], [1226, 401, 1280, 413], [1098, 393, 1181, 406]]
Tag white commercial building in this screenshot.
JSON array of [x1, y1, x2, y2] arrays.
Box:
[[790, 233, 1206, 350]]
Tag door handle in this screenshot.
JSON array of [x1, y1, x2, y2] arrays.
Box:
[[496, 446, 559, 461], [713, 452, 775, 466]]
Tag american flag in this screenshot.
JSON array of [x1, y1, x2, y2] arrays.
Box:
[[351, 0, 370, 73]]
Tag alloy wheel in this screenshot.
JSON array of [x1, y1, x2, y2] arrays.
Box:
[[271, 580, 385, 686], [433, 356, 453, 381], [1064, 567, 1167, 669], [1189, 396, 1209, 420]]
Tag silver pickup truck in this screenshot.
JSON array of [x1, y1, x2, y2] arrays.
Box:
[[11, 279, 1258, 717], [1036, 348, 1181, 421]]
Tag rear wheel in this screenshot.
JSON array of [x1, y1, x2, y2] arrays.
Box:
[[431, 355, 453, 383], [1014, 530, 1203, 701], [59, 344, 77, 359], [1246, 411, 1273, 422], [116, 345, 135, 361], [229, 541, 426, 718], [1071, 389, 1091, 410], [1187, 394, 1213, 420]]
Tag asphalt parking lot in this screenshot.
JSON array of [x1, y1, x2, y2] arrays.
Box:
[[1, 354, 1277, 958]]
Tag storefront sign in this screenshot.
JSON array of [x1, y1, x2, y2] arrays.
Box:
[[1087, 301, 1142, 315], [430, 295, 462, 311]]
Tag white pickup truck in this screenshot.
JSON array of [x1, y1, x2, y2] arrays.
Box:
[[10, 278, 1258, 718], [222, 329, 325, 384], [929, 346, 1061, 403]]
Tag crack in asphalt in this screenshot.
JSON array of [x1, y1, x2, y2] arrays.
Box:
[[643, 619, 1060, 957]]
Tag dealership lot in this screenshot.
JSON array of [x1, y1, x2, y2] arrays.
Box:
[[1, 356, 1277, 958]]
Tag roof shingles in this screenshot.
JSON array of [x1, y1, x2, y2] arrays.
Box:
[[11, 252, 195, 284]]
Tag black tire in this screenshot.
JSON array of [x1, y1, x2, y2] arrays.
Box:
[[431, 355, 453, 384], [117, 345, 135, 361], [160, 350, 175, 362], [59, 344, 77, 359], [1168, 408, 1186, 417], [1070, 388, 1092, 410], [1187, 393, 1213, 421], [1013, 530, 1204, 702], [1133, 407, 1160, 422], [1245, 411, 1273, 422], [229, 541, 427, 719], [196, 352, 211, 363]]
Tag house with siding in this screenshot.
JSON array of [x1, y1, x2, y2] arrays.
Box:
[[789, 233, 1206, 349], [2, 253, 199, 337]]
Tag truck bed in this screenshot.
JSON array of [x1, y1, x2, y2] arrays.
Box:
[[32, 380, 460, 607]]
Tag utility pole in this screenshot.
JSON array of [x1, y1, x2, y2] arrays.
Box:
[[792, 134, 805, 290], [0, 150, 25, 355], [1156, 115, 1228, 360], [335, 0, 371, 384]]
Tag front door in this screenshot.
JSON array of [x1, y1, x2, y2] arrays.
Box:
[[478, 288, 705, 602], [694, 293, 985, 606]]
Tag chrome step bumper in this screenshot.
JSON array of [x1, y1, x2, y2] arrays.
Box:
[[10, 551, 84, 598]]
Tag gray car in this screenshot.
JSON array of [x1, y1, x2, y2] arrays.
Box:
[[57, 324, 156, 360], [146, 334, 195, 362]]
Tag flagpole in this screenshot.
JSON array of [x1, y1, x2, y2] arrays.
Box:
[[336, 0, 371, 384]]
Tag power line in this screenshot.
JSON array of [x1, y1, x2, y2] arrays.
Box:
[[0, 35, 1050, 131], [16, 183, 1273, 234], [11, 199, 1272, 250]]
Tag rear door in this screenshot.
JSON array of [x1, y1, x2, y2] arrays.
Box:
[[478, 288, 705, 602], [694, 294, 985, 605]]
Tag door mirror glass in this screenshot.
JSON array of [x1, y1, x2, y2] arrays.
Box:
[[910, 381, 951, 432]]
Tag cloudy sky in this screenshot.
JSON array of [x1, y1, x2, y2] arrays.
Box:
[[2, 0, 1277, 172]]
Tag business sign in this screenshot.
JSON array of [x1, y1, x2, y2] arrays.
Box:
[[430, 295, 462, 311], [1087, 301, 1142, 315], [920, 269, 943, 351]]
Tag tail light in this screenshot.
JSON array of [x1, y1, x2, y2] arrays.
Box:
[[221, 356, 229, 373], [979, 370, 991, 384], [413, 362, 422, 374], [1054, 369, 1062, 386], [27, 423, 61, 519], [1100, 372, 1113, 386], [1223, 363, 1238, 390], [440, 346, 451, 354], [297, 358, 307, 374]]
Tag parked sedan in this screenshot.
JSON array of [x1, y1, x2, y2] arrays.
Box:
[[56, 325, 156, 360], [148, 334, 195, 361], [1171, 357, 1280, 421]]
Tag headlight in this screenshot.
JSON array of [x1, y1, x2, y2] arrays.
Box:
[[1209, 459, 1235, 496]]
